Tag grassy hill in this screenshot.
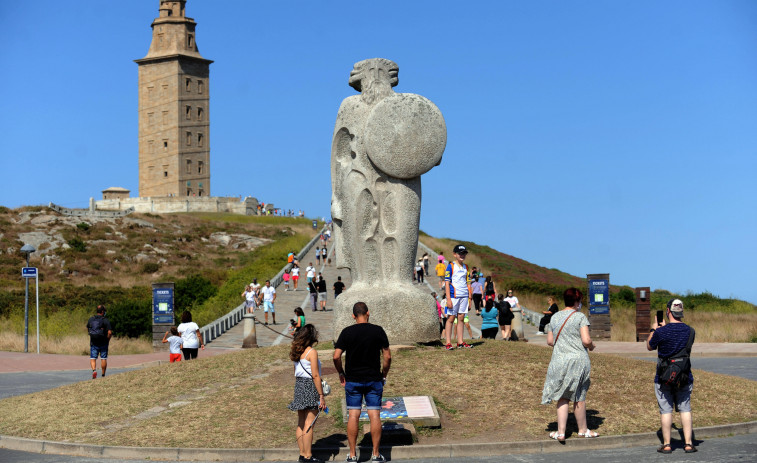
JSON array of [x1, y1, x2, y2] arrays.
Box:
[[0, 206, 317, 352]]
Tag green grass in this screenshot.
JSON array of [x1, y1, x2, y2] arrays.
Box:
[[191, 233, 312, 326], [190, 212, 323, 227]]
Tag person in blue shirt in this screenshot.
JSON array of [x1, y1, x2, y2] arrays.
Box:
[[480, 299, 499, 339], [647, 299, 696, 454]]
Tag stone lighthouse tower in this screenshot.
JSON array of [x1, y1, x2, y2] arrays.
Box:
[[136, 0, 212, 198]]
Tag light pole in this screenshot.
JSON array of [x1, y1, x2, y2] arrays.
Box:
[[20, 244, 36, 353]]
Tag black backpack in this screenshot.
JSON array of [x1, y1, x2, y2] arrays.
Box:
[[89, 316, 105, 337], [657, 327, 695, 389]]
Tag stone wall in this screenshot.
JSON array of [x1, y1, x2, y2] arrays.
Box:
[[94, 196, 259, 215]]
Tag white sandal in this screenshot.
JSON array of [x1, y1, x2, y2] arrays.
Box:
[[577, 430, 599, 438], [549, 431, 565, 441]]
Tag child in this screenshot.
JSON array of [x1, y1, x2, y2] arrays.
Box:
[[283, 269, 291, 291], [162, 327, 183, 363]]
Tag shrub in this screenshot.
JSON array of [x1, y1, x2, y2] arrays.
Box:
[[616, 287, 636, 304], [141, 262, 160, 274], [67, 237, 87, 252], [108, 297, 151, 338], [175, 275, 217, 315], [76, 222, 91, 232]]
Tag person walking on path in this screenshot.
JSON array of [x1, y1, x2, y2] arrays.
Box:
[[161, 327, 183, 363], [292, 263, 301, 291], [242, 285, 257, 314], [505, 289, 521, 312], [422, 252, 430, 276], [177, 310, 205, 360], [333, 302, 391, 463], [470, 272, 483, 316], [444, 244, 474, 350], [259, 280, 277, 325], [496, 293, 513, 341], [317, 273, 328, 311], [538, 296, 559, 335], [480, 298, 499, 339], [306, 263, 316, 284], [86, 305, 112, 379], [333, 276, 345, 299], [315, 247, 321, 266], [415, 260, 425, 283], [541, 287, 597, 442], [484, 275, 497, 302], [647, 298, 697, 454], [288, 324, 326, 463], [308, 279, 319, 312], [435, 256, 446, 290]]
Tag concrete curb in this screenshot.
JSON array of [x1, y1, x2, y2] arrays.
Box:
[[2, 420, 755, 461]]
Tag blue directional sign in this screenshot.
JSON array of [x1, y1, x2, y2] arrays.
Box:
[[22, 267, 38, 278]]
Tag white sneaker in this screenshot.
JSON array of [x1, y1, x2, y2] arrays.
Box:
[[536, 331, 545, 335]]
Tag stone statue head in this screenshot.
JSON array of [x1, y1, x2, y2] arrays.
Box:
[[349, 58, 399, 105]]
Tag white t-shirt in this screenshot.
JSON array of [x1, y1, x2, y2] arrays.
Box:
[[250, 283, 261, 292], [505, 296, 519, 308], [261, 285, 276, 302], [245, 290, 257, 303], [167, 335, 183, 354], [291, 267, 300, 277], [306, 266, 315, 278], [177, 322, 200, 349]]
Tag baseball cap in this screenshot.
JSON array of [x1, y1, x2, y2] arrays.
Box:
[[667, 298, 684, 318], [453, 244, 468, 254]]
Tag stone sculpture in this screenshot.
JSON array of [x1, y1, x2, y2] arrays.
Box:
[[331, 58, 446, 344]]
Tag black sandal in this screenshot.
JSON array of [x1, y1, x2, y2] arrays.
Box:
[[684, 444, 698, 453], [657, 444, 672, 454]]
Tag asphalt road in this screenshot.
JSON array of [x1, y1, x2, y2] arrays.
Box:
[[1, 358, 755, 462]]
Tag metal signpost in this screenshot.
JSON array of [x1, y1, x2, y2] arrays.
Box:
[[152, 282, 175, 349], [20, 244, 38, 353], [587, 273, 611, 340]]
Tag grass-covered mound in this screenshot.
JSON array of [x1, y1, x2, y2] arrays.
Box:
[[0, 341, 754, 448]]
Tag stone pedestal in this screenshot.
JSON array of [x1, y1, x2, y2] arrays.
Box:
[[510, 308, 525, 341], [242, 313, 258, 348], [333, 283, 438, 344]]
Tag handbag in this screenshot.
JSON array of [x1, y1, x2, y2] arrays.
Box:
[[299, 356, 331, 396], [657, 327, 695, 389]]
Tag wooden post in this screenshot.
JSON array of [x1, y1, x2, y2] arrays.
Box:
[[635, 287, 651, 342]]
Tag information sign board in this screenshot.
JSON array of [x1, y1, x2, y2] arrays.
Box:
[[588, 277, 610, 315], [22, 267, 38, 278], [152, 285, 174, 324]]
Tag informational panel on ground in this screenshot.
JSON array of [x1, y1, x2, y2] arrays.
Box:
[[347, 395, 440, 427]]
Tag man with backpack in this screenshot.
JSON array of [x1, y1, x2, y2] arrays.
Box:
[[647, 298, 697, 454], [87, 305, 112, 379]]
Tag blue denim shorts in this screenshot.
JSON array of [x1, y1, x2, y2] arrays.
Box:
[[655, 382, 692, 414], [90, 344, 108, 359], [344, 381, 384, 410]]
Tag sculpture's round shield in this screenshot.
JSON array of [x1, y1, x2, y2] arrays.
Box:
[[364, 93, 446, 179]]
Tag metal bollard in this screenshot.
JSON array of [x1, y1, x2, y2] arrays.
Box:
[[242, 313, 258, 348]]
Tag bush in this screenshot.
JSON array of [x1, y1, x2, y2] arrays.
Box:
[[67, 237, 87, 252], [616, 287, 636, 304], [76, 222, 91, 232], [141, 262, 160, 274], [108, 297, 151, 338], [175, 275, 217, 315]]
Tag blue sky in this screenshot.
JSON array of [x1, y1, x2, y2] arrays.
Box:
[[1, 1, 756, 304]]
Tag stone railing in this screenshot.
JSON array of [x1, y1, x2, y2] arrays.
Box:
[[202, 225, 328, 345], [48, 202, 135, 218]]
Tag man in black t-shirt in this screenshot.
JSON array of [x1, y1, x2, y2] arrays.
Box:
[[333, 276, 346, 298], [86, 305, 112, 379], [333, 302, 391, 462]]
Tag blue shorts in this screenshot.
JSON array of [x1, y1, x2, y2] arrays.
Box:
[[655, 382, 693, 414], [345, 380, 384, 410], [263, 301, 275, 312], [90, 345, 108, 359]]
